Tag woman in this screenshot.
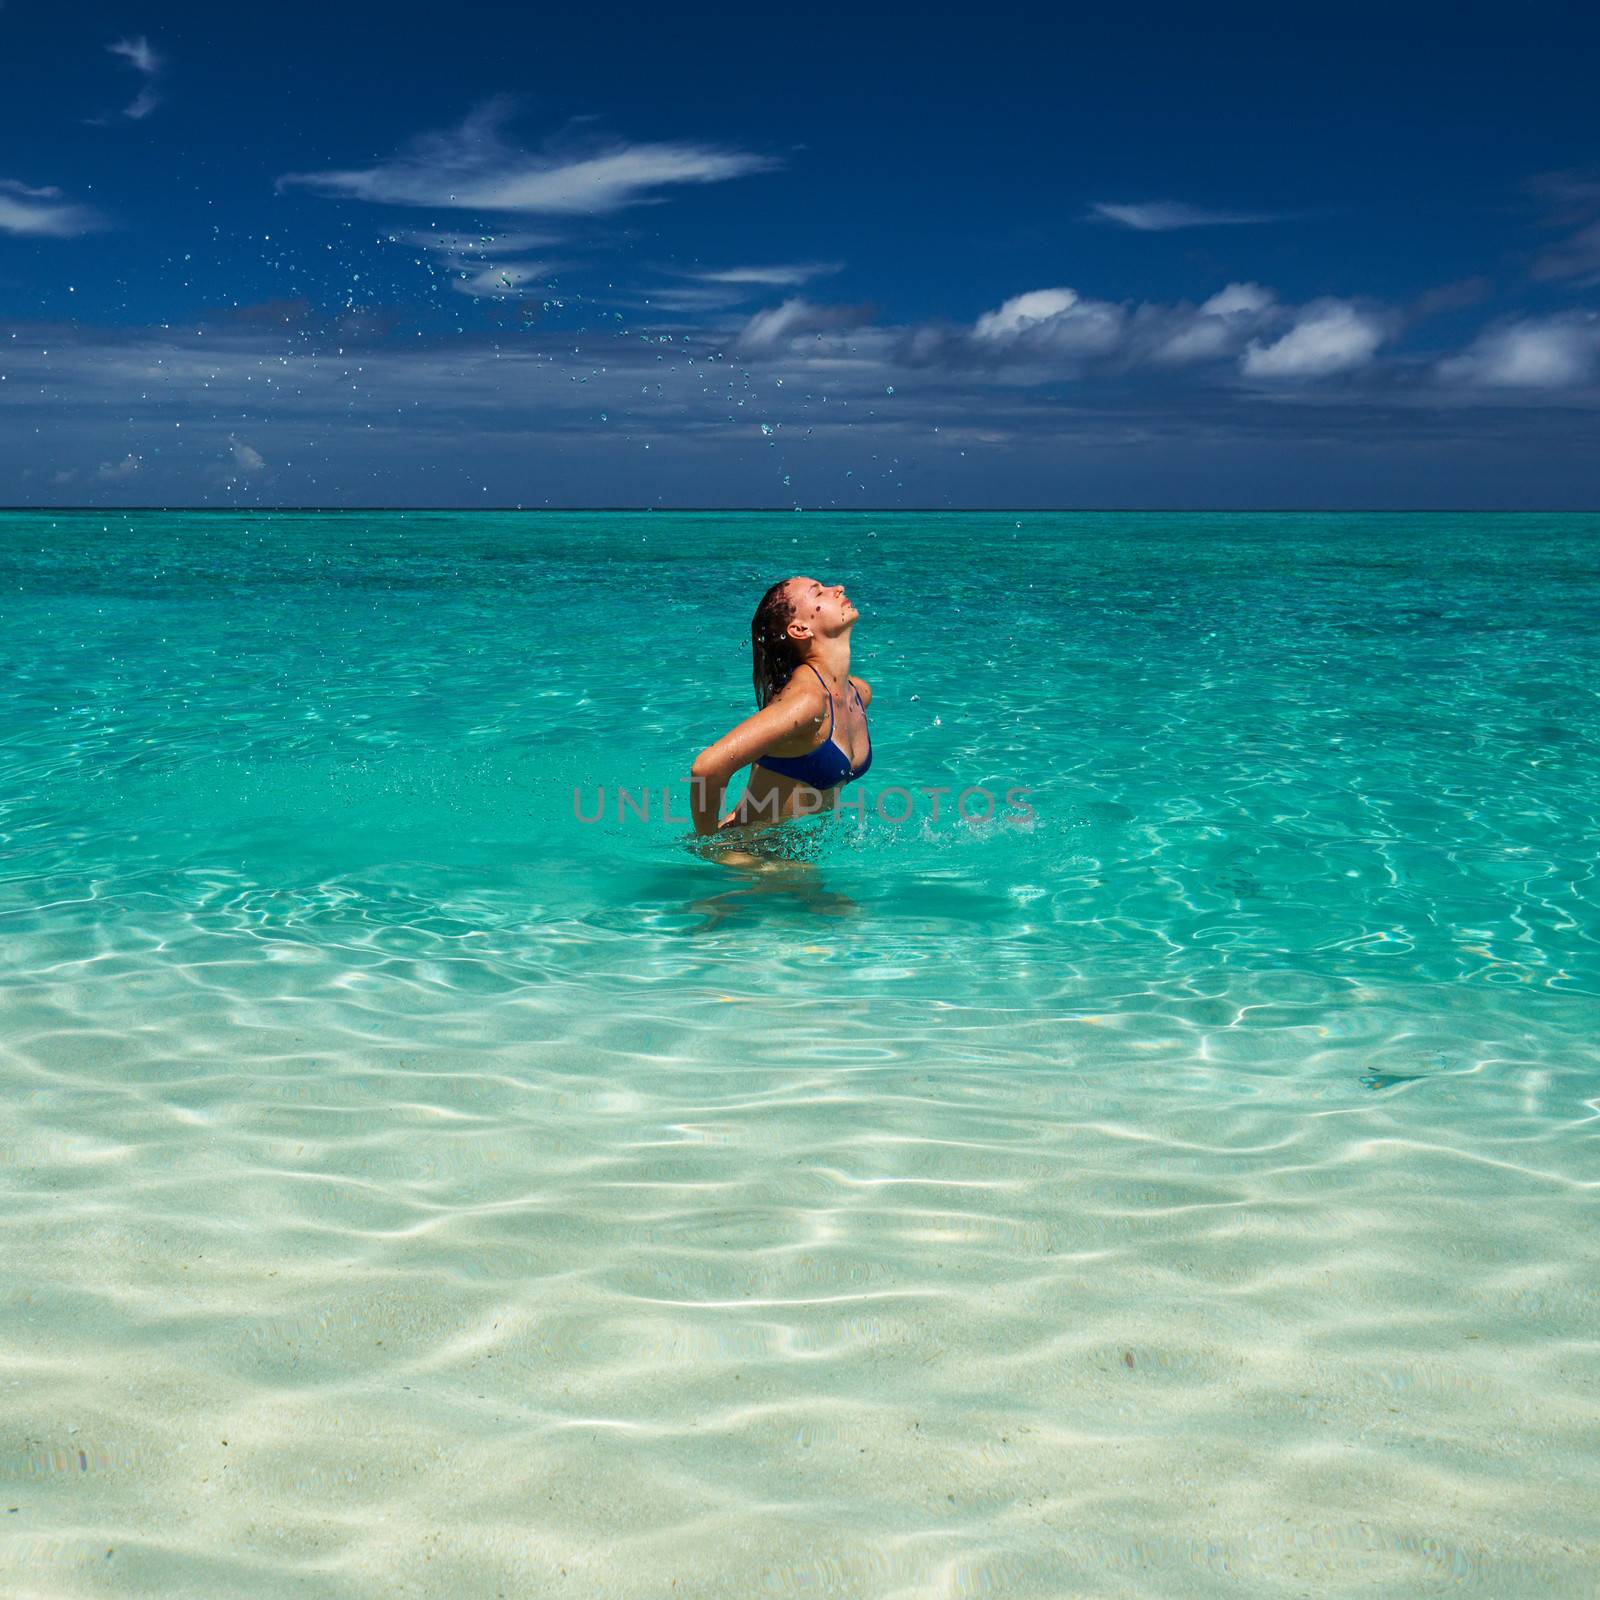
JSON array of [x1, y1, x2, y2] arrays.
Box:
[[690, 576, 873, 837]]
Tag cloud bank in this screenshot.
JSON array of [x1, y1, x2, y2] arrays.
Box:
[[886, 282, 1387, 382], [6, 295, 1598, 512]]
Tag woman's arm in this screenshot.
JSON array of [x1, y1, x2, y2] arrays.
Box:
[[689, 680, 827, 835]]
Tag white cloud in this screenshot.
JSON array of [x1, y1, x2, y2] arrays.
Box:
[[230, 439, 265, 471], [0, 178, 101, 237], [1201, 283, 1275, 317], [97, 454, 141, 479], [1150, 282, 1279, 364], [741, 299, 816, 348], [122, 87, 161, 121], [1091, 200, 1277, 231], [278, 100, 776, 215], [972, 288, 1124, 356], [953, 284, 1384, 383], [105, 35, 162, 120], [695, 263, 842, 287], [1438, 313, 1600, 388], [974, 288, 1078, 338], [1241, 301, 1389, 378]]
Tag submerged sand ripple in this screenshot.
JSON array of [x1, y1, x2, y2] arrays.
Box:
[[2, 919, 1597, 1598]]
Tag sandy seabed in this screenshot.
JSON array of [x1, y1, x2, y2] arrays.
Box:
[[3, 920, 1596, 1599]]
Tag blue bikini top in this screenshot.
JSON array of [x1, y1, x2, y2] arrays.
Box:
[[754, 662, 873, 790]]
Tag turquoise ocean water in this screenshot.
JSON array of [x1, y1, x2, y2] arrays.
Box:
[[2, 510, 1597, 1596]]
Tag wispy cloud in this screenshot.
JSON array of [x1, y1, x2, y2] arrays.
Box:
[[103, 35, 163, 120], [108, 36, 159, 75], [405, 229, 559, 299], [627, 283, 757, 314], [628, 263, 843, 315], [408, 229, 559, 256], [1090, 200, 1282, 231], [1534, 221, 1600, 284], [1438, 312, 1600, 388], [1527, 172, 1600, 284], [0, 178, 102, 237], [278, 99, 777, 215], [694, 263, 842, 288], [1408, 277, 1494, 319], [452, 261, 557, 298], [736, 297, 874, 352]]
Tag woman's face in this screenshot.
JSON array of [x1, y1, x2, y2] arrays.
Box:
[[784, 575, 858, 642]]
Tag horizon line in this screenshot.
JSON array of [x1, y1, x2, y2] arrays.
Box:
[[4, 505, 1599, 516]]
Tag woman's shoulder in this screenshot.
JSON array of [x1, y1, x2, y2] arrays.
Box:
[[848, 674, 872, 707], [765, 668, 830, 728], [778, 667, 831, 709]]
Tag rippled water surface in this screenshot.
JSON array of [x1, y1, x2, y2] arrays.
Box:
[[3, 510, 1598, 1597]]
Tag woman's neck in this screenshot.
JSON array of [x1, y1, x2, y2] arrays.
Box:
[[805, 635, 852, 688]]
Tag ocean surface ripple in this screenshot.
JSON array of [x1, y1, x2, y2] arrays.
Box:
[[2, 511, 1597, 1597]]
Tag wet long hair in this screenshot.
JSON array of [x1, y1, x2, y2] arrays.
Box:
[[751, 578, 805, 709]]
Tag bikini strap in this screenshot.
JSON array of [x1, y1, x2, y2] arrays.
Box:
[[803, 661, 835, 738]]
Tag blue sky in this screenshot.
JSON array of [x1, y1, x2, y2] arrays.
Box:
[[3, 0, 1599, 507]]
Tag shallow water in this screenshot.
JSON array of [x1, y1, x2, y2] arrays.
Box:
[[2, 510, 1598, 1597]]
